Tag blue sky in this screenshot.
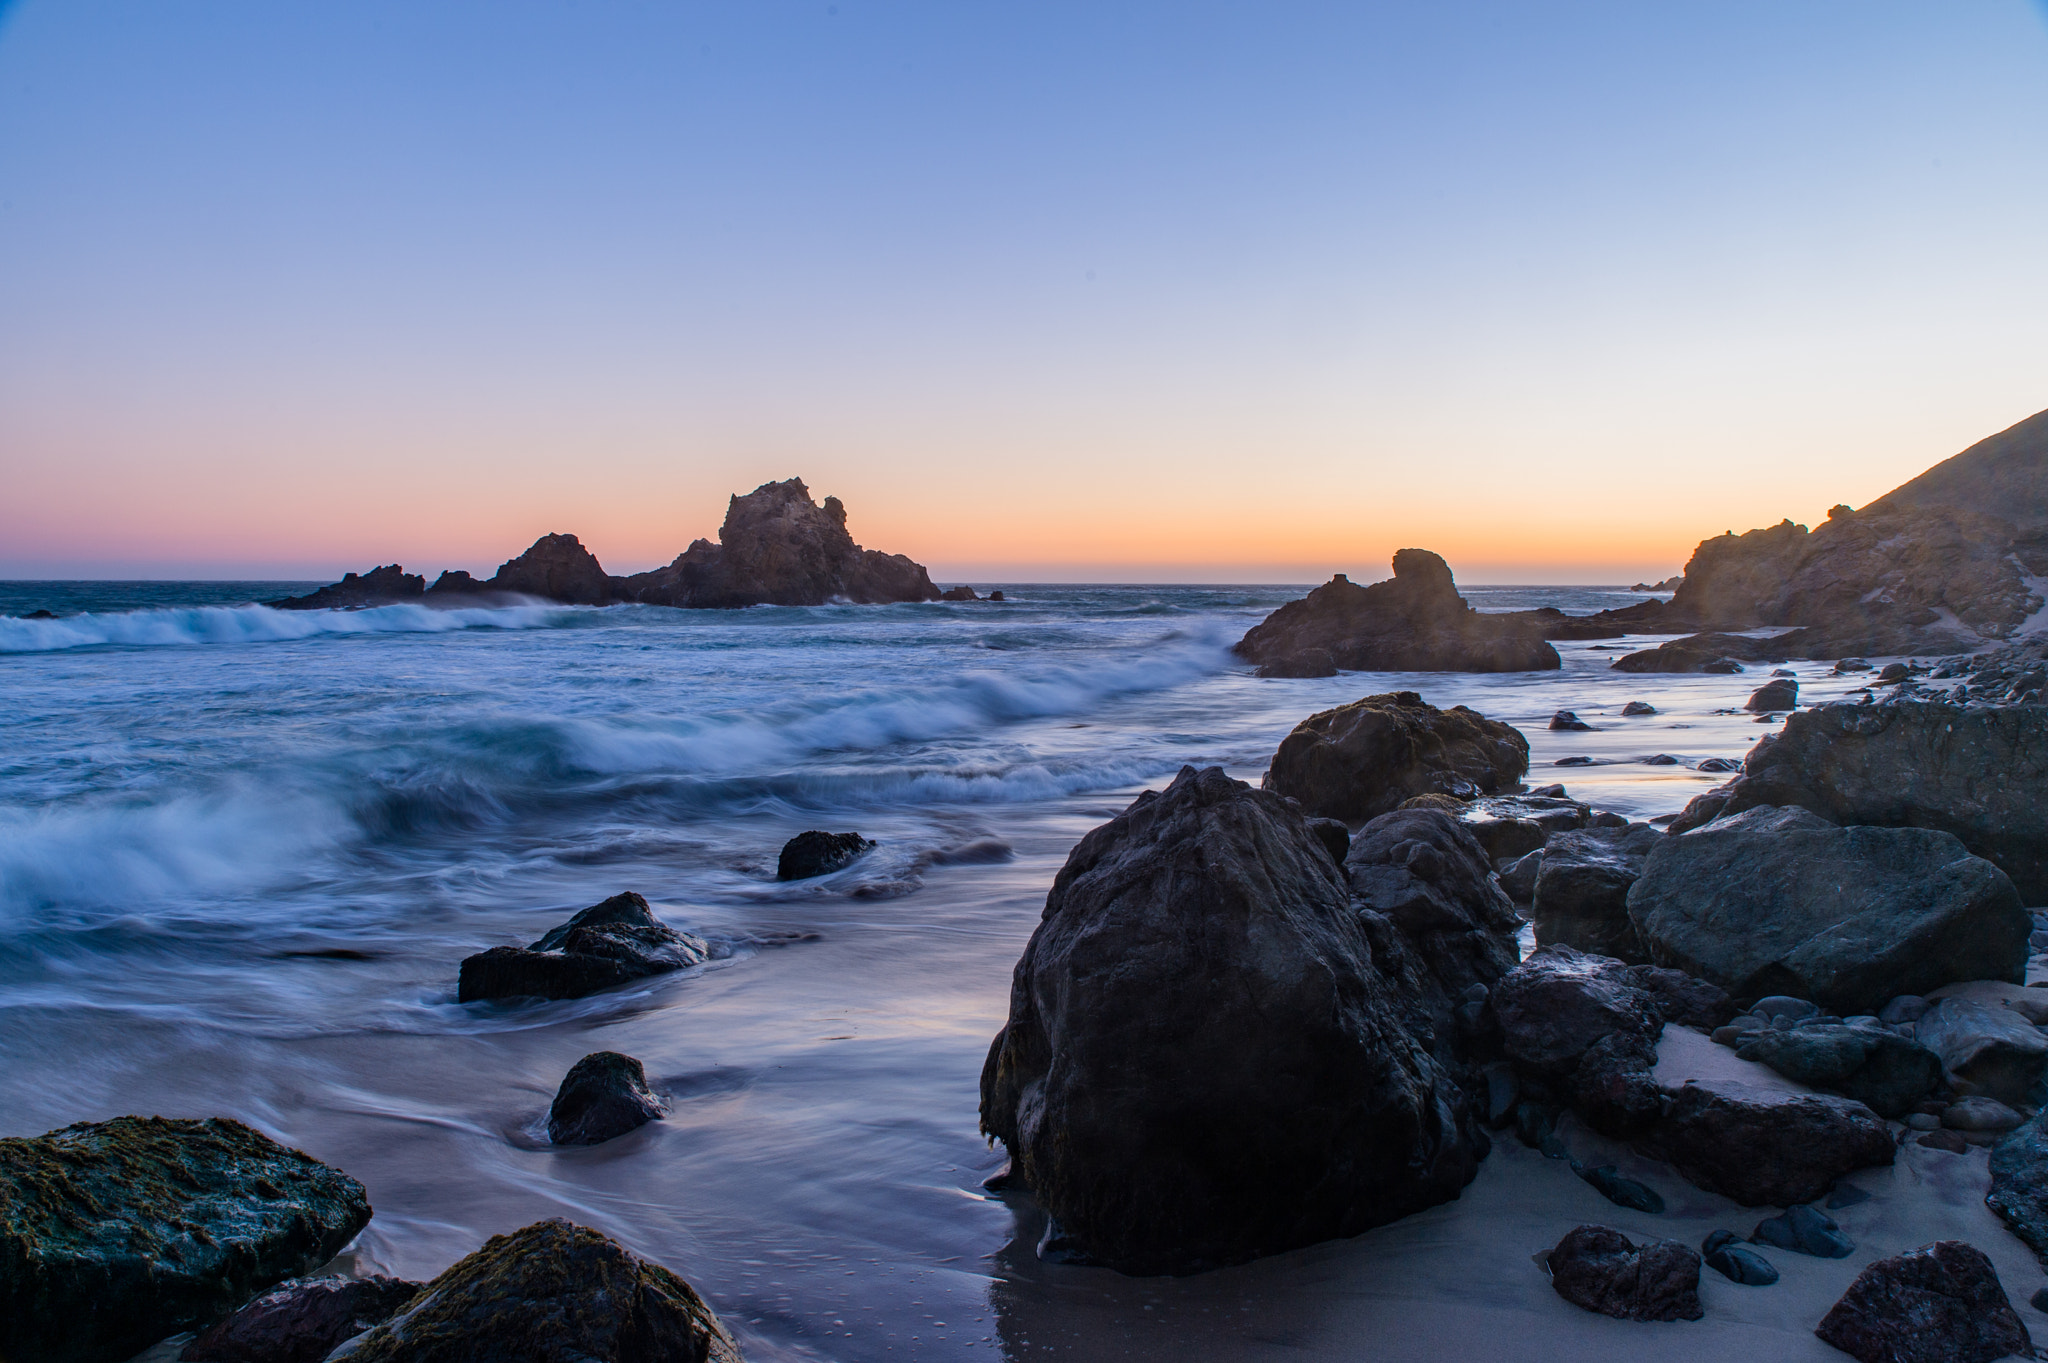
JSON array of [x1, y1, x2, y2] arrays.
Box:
[[2, 2, 2046, 580]]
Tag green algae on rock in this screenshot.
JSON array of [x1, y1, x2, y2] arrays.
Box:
[[0, 1115, 371, 1363], [329, 1218, 744, 1363]]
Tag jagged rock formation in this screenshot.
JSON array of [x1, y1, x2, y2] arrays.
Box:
[[483, 533, 615, 604], [620, 479, 940, 608], [1235, 551, 1561, 676], [267, 565, 423, 610], [1262, 691, 1530, 825]]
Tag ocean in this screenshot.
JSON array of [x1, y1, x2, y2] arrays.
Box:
[[0, 581, 1889, 1360]]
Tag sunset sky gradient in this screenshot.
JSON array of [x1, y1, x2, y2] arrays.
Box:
[[3, 1, 2046, 582]]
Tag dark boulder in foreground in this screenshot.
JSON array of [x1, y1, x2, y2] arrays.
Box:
[[548, 1051, 665, 1146], [181, 1276, 421, 1363], [1529, 823, 1664, 963], [1262, 691, 1529, 825], [1545, 1225, 1702, 1323], [978, 766, 1494, 1275], [1722, 699, 2048, 903], [619, 478, 940, 608], [458, 892, 715, 1003], [1625, 805, 2027, 1015], [777, 830, 875, 880], [1814, 1240, 2031, 1363], [328, 1218, 744, 1363], [1234, 551, 1561, 676], [0, 1116, 371, 1363], [268, 565, 425, 610], [1988, 1108, 2048, 1269]]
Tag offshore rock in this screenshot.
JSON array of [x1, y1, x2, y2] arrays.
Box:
[[1608, 632, 1795, 674], [329, 1219, 744, 1363], [486, 532, 616, 605], [547, 1052, 666, 1146], [777, 830, 875, 880], [1544, 1225, 1703, 1323], [620, 478, 940, 608], [1625, 805, 2027, 1015], [1262, 691, 1530, 825], [268, 565, 424, 610], [458, 892, 715, 1003], [180, 1276, 421, 1363], [0, 1115, 372, 1363], [1813, 1240, 2032, 1363], [1529, 823, 1664, 963], [1234, 551, 1561, 676], [978, 766, 1491, 1275], [1722, 699, 2048, 902]]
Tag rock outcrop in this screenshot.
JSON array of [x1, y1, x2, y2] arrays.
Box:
[[1529, 823, 1664, 962], [1718, 699, 2048, 903], [1914, 998, 2048, 1107], [1233, 551, 1561, 676], [458, 892, 717, 1003], [978, 766, 1499, 1275], [1624, 806, 2028, 1014], [620, 479, 940, 608], [181, 1276, 421, 1363], [328, 1219, 744, 1363], [1813, 1240, 2032, 1363], [0, 1116, 372, 1363], [548, 1051, 665, 1146], [1262, 691, 1529, 825], [485, 533, 616, 605], [268, 565, 424, 610]]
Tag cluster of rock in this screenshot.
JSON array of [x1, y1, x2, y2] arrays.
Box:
[[1233, 551, 1563, 677], [271, 479, 945, 611]]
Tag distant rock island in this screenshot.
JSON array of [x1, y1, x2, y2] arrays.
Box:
[[270, 478, 946, 610]]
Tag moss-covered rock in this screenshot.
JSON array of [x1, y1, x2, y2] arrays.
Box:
[[329, 1218, 743, 1362], [0, 1115, 371, 1363]]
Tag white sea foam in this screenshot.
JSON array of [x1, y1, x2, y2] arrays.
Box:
[[0, 601, 578, 653]]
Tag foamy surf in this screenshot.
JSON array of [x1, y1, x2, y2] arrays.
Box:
[[0, 600, 582, 653]]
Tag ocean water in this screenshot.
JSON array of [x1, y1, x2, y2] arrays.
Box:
[[0, 581, 1876, 1360]]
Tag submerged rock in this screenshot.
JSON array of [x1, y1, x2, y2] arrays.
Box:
[[1529, 824, 1664, 963], [1544, 1225, 1703, 1323], [978, 765, 1495, 1274], [0, 1116, 372, 1363], [1549, 710, 1594, 731], [1234, 552, 1561, 676], [548, 1052, 665, 1146], [1625, 805, 2028, 1014], [1262, 690, 1529, 825], [329, 1219, 743, 1363], [939, 585, 980, 601], [180, 1276, 421, 1363], [1814, 1240, 2032, 1363], [458, 892, 714, 1003], [777, 830, 875, 880]]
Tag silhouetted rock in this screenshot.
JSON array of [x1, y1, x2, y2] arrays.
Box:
[[268, 565, 424, 610], [328, 1219, 743, 1363], [1813, 1240, 2031, 1363], [1721, 699, 2048, 902], [777, 830, 874, 880], [457, 892, 714, 1003], [548, 1052, 665, 1146], [1625, 805, 2028, 1014], [621, 478, 940, 608], [988, 590, 1006, 601], [486, 533, 615, 605], [940, 585, 979, 601], [1548, 710, 1593, 731], [977, 766, 1495, 1274], [423, 569, 485, 597], [1745, 677, 1797, 712], [1544, 1225, 1702, 1322], [181, 1276, 421, 1363], [1262, 691, 1529, 825], [1868, 405, 2048, 533], [1234, 552, 1561, 675], [0, 1116, 371, 1363]]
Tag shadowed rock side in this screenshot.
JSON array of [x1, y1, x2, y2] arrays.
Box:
[[329, 1218, 744, 1363], [1234, 551, 1561, 677], [0, 1116, 372, 1363], [1813, 1240, 2032, 1363], [978, 766, 1497, 1275], [1262, 691, 1530, 825], [1719, 699, 2048, 903], [621, 478, 940, 607], [1867, 404, 2048, 533], [181, 1276, 422, 1363]]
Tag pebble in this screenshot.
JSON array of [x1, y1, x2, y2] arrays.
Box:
[[1702, 1230, 1779, 1286]]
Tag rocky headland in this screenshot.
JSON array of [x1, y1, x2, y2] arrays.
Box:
[[269, 478, 941, 611]]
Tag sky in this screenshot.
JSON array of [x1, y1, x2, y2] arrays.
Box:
[[2, 2, 2046, 584]]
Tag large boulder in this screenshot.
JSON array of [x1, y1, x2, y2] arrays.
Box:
[[1914, 998, 2048, 1107], [1491, 946, 1667, 1135], [1988, 1108, 2048, 1269], [0, 1116, 372, 1363], [977, 765, 1493, 1275], [1732, 1022, 1942, 1118], [1262, 691, 1529, 826], [1544, 1225, 1703, 1323], [1625, 805, 2028, 1015], [1813, 1240, 2032, 1363], [486, 533, 616, 605], [1641, 1073, 1896, 1207], [1721, 700, 2048, 902], [619, 478, 940, 608], [267, 565, 425, 610], [1233, 551, 1561, 676], [180, 1276, 421, 1363], [328, 1219, 743, 1362], [1529, 824, 1664, 962], [458, 892, 716, 1003]]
